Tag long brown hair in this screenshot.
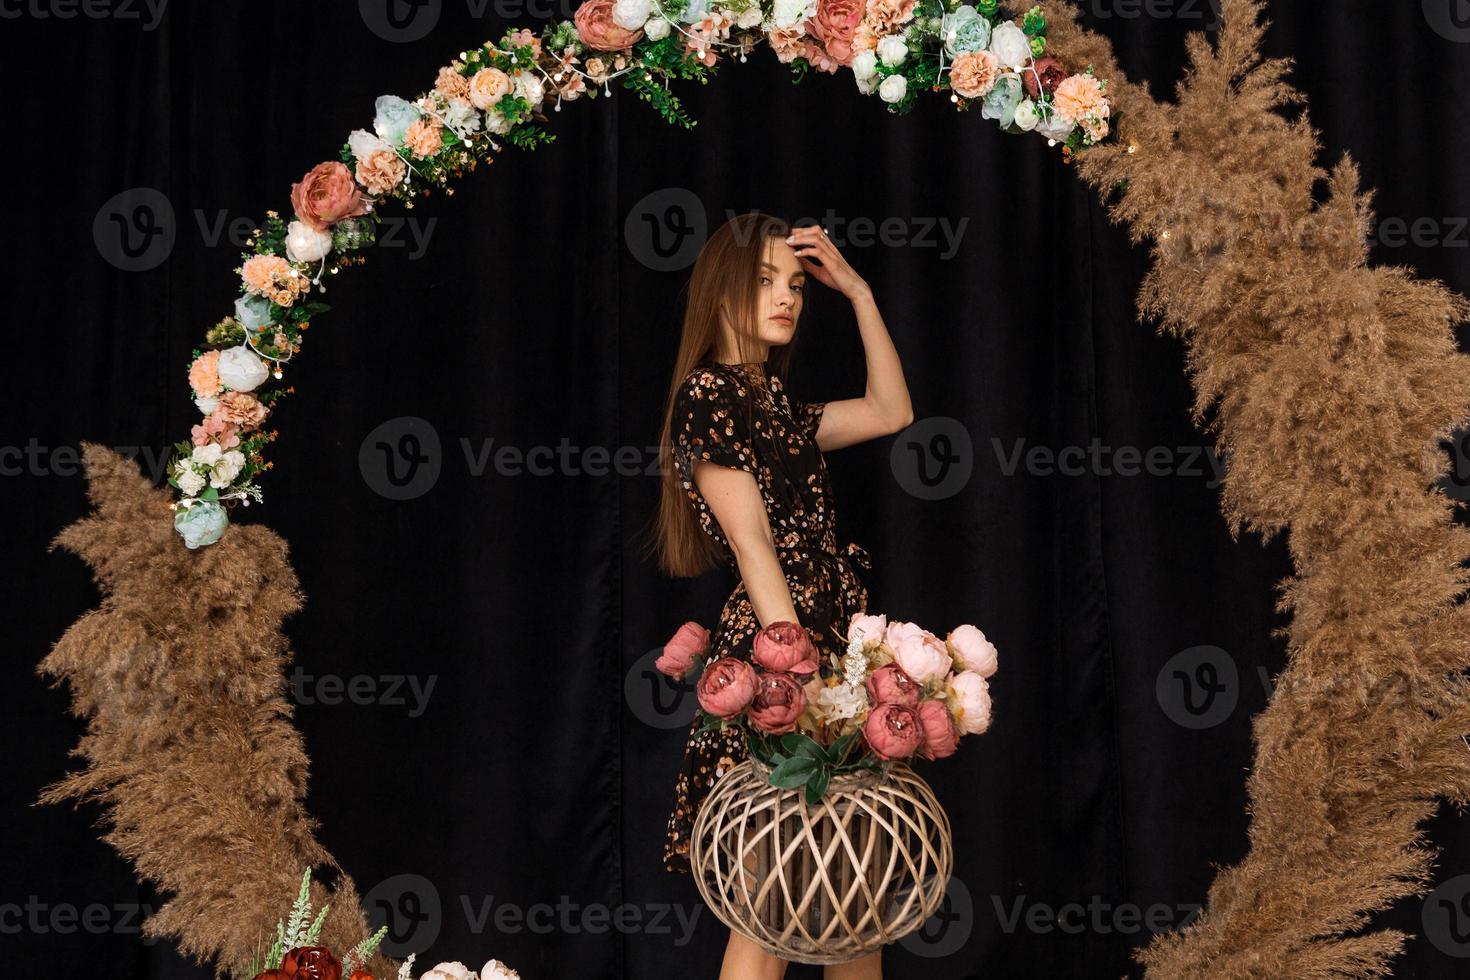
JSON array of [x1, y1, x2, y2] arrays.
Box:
[[654, 211, 796, 577]]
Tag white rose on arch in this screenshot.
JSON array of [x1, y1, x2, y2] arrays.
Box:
[[480, 960, 521, 980], [736, 5, 762, 28], [216, 346, 270, 393], [194, 395, 219, 416], [420, 964, 472, 980], [1036, 107, 1077, 142], [876, 34, 909, 67], [644, 15, 671, 39], [988, 21, 1031, 69], [878, 74, 907, 104], [285, 220, 333, 264], [349, 128, 394, 164], [851, 49, 877, 81], [612, 0, 651, 29], [1013, 98, 1041, 131], [176, 468, 205, 498], [208, 449, 246, 489]]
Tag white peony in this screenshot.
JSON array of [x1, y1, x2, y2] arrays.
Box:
[[735, 5, 763, 28], [612, 0, 651, 29], [948, 671, 993, 734], [349, 127, 394, 164], [513, 70, 544, 109], [815, 681, 870, 723], [643, 15, 671, 39], [772, 0, 816, 28], [442, 97, 483, 135], [1013, 98, 1040, 131], [177, 468, 205, 497], [195, 395, 219, 416], [878, 74, 907, 104], [988, 21, 1031, 69], [421, 964, 472, 980], [850, 49, 877, 80], [208, 449, 245, 489], [191, 443, 224, 467], [285, 220, 333, 264], [876, 34, 909, 67], [480, 960, 521, 980], [216, 346, 270, 393]]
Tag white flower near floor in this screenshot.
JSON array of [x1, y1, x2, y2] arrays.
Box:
[[208, 449, 246, 489], [878, 74, 907, 104], [479, 959, 521, 980], [987, 20, 1030, 68], [612, 0, 651, 29], [285, 220, 333, 263], [217, 346, 270, 392], [177, 468, 205, 498], [876, 34, 908, 67], [192, 443, 224, 467]]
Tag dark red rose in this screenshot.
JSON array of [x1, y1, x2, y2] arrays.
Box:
[[280, 947, 343, 980], [1022, 56, 1068, 99], [748, 672, 808, 735], [251, 973, 290, 980]]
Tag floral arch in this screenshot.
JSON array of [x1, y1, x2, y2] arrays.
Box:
[[44, 0, 1470, 977]]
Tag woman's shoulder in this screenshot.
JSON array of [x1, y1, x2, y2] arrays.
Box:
[[675, 362, 754, 403]]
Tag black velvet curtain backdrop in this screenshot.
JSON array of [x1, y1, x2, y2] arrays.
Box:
[[4, 2, 1469, 978]]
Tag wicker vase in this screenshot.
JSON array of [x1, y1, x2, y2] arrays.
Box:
[[688, 752, 953, 964]]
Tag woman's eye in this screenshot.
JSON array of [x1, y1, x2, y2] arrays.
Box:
[[759, 276, 771, 285]]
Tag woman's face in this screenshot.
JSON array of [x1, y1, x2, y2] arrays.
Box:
[[755, 237, 806, 348]]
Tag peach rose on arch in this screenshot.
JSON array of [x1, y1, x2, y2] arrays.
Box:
[[290, 161, 369, 232], [949, 49, 1001, 100], [574, 0, 644, 52], [807, 0, 865, 66]]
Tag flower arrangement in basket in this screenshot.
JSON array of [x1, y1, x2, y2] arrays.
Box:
[[658, 613, 998, 804], [244, 870, 518, 980]]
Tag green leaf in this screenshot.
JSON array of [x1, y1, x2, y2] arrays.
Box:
[[199, 487, 220, 502], [804, 767, 831, 805], [768, 756, 819, 788]]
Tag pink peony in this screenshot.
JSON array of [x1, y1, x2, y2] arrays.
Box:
[[884, 620, 927, 649], [573, 0, 643, 52], [696, 656, 759, 719], [188, 350, 221, 398], [748, 672, 807, 735], [948, 625, 998, 678], [806, 0, 864, 66], [356, 150, 406, 197], [891, 629, 952, 686], [948, 671, 993, 735], [468, 67, 514, 111], [915, 699, 959, 761], [752, 621, 819, 676], [656, 621, 709, 681], [215, 390, 269, 430], [290, 161, 369, 232], [847, 613, 888, 647], [863, 702, 923, 760], [865, 663, 921, 708]]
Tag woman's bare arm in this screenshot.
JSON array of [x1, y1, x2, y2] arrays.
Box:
[[693, 461, 801, 627], [785, 225, 914, 452]]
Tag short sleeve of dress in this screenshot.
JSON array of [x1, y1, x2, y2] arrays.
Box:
[[796, 399, 825, 442], [671, 369, 759, 486]]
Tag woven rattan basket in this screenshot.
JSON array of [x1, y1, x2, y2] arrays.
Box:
[[688, 752, 953, 964]]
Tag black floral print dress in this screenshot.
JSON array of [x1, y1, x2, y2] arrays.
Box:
[[662, 360, 870, 875]]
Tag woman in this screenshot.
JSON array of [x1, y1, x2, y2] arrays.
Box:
[[655, 211, 913, 980]]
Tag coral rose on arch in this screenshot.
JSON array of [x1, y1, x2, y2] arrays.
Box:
[[807, 0, 865, 66], [289, 162, 369, 232], [574, 0, 644, 52]]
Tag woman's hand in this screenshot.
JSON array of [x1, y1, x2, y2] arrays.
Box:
[[786, 225, 870, 302]]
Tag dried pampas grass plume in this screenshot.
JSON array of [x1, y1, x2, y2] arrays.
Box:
[[39, 443, 395, 978], [1023, 0, 1470, 975]]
